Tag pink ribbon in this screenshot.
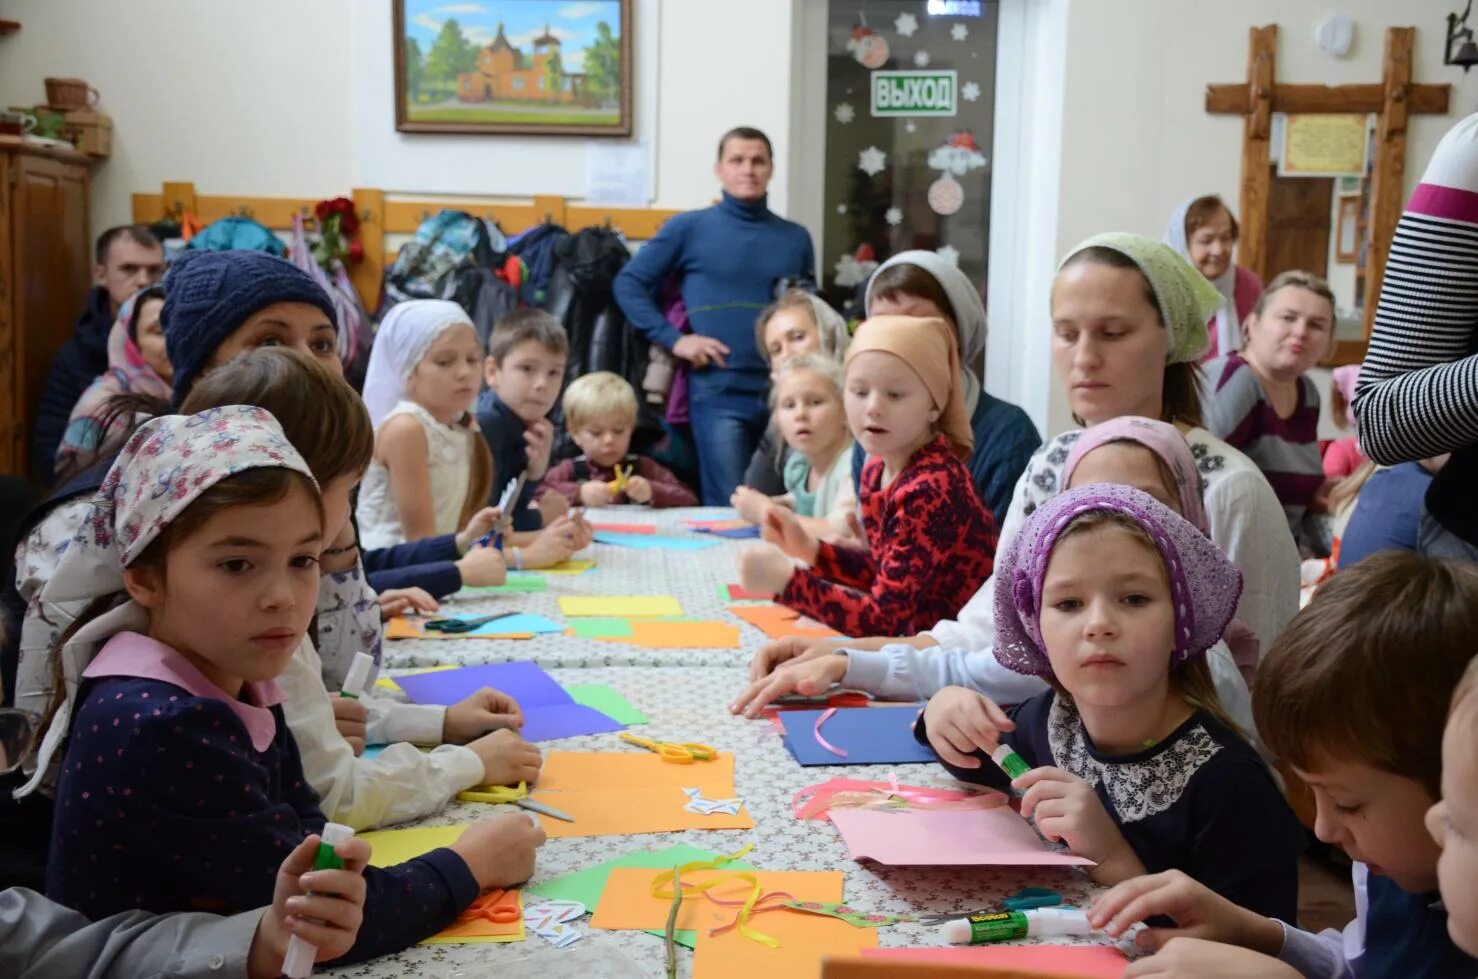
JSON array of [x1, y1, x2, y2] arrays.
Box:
[[813, 708, 849, 758]]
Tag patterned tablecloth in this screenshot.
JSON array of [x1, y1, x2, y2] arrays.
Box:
[[383, 507, 784, 672], [322, 661, 1112, 978]]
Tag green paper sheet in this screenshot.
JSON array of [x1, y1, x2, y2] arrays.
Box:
[[566, 684, 649, 725], [458, 575, 549, 595], [566, 617, 636, 639], [526, 844, 756, 949]]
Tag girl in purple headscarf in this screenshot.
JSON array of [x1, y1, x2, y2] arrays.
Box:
[[914, 484, 1302, 920]]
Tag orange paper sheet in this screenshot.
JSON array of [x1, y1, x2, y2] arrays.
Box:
[[537, 750, 737, 793], [596, 620, 742, 649], [590, 868, 844, 931], [693, 909, 878, 979], [729, 604, 842, 640], [384, 617, 533, 641], [859, 946, 1129, 977], [526, 785, 754, 837]]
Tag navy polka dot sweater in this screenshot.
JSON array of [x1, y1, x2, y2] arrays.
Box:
[[47, 676, 480, 965]]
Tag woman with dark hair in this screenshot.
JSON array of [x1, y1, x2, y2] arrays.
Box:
[[1163, 194, 1263, 360]]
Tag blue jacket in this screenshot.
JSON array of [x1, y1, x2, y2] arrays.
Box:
[[362, 534, 463, 599], [33, 288, 115, 484], [474, 389, 543, 532], [613, 193, 814, 397]]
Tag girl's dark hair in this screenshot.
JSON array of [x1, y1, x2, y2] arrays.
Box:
[[180, 347, 374, 486], [866, 262, 959, 326], [1059, 246, 1205, 429], [41, 467, 323, 734], [126, 285, 166, 341]]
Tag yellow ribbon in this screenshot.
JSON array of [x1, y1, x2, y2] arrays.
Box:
[[647, 844, 781, 948]]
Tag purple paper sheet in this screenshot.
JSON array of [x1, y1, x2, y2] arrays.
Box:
[[692, 524, 760, 539], [778, 706, 936, 765], [395, 662, 626, 742]]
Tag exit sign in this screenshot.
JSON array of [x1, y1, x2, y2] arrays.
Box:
[[871, 70, 958, 117]]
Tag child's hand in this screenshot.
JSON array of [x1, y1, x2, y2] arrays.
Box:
[[378, 587, 439, 619], [455, 545, 507, 587], [730, 486, 773, 525], [466, 728, 543, 787], [330, 695, 368, 755], [451, 813, 548, 890], [731, 652, 848, 718], [921, 686, 1015, 768], [579, 481, 614, 506], [444, 687, 523, 742], [523, 419, 555, 480], [737, 545, 794, 598], [762, 506, 820, 564], [248, 833, 371, 979], [748, 636, 842, 681], [456, 507, 502, 553], [1015, 766, 1142, 881], [1122, 938, 1303, 978], [1087, 869, 1286, 954], [624, 474, 653, 504], [522, 520, 578, 567], [566, 509, 594, 549]]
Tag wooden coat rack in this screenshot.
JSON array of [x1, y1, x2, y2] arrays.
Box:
[[1206, 25, 1451, 364]]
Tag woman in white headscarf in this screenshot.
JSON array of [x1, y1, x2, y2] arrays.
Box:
[[1163, 195, 1264, 361]]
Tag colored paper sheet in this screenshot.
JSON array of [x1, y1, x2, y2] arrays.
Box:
[[423, 890, 525, 944], [360, 824, 467, 867], [458, 575, 550, 595], [591, 868, 844, 931], [566, 684, 649, 725], [723, 583, 775, 601], [559, 595, 683, 617], [860, 945, 1129, 977], [778, 707, 934, 766], [565, 617, 636, 639], [690, 524, 761, 539], [591, 523, 657, 534], [538, 750, 737, 794], [597, 620, 741, 649], [827, 807, 1095, 867], [692, 908, 878, 979], [395, 662, 626, 742], [532, 559, 596, 575], [524, 785, 754, 838], [729, 604, 843, 640], [593, 530, 722, 551], [683, 518, 751, 530], [374, 664, 456, 693], [527, 844, 754, 949], [383, 614, 548, 641]]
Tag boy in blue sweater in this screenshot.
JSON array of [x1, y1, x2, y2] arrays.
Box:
[[613, 126, 816, 504]]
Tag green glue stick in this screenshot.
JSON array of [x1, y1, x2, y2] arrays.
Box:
[[942, 908, 1096, 945], [991, 743, 1031, 780], [281, 822, 355, 978]]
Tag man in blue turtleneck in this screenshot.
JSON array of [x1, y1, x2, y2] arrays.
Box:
[[614, 126, 815, 504]]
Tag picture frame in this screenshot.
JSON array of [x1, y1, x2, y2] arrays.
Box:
[[1336, 196, 1361, 264], [394, 0, 632, 137]]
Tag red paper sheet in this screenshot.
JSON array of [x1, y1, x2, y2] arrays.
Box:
[[860, 945, 1128, 977]]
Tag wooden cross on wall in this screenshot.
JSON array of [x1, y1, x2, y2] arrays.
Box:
[[1206, 25, 1451, 362]]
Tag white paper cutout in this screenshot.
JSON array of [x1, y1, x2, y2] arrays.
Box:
[[834, 102, 856, 125], [927, 176, 964, 215], [834, 253, 879, 288], [913, 50, 932, 67], [951, 23, 970, 42], [905, 121, 918, 134], [857, 145, 888, 176], [894, 12, 919, 36], [848, 26, 890, 68], [885, 206, 903, 226], [525, 899, 586, 948], [837, 204, 848, 214], [683, 787, 744, 816], [927, 132, 988, 175], [936, 244, 961, 266], [962, 81, 981, 102]]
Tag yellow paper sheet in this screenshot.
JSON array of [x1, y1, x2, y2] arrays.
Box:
[[536, 559, 596, 575], [537, 750, 736, 793], [359, 824, 467, 868], [375, 664, 456, 693], [423, 891, 525, 944], [559, 595, 683, 617], [693, 909, 878, 979], [590, 868, 844, 931], [525, 785, 754, 838], [596, 620, 741, 649]]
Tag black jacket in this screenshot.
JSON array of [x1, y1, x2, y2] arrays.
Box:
[[33, 288, 114, 485]]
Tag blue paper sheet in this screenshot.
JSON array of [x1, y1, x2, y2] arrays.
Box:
[[432, 612, 566, 636], [394, 662, 625, 741], [592, 530, 721, 551], [778, 706, 937, 766]]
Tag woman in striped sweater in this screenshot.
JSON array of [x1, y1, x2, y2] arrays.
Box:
[[1354, 112, 1478, 560]]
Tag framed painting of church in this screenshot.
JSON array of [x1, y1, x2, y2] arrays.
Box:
[[394, 0, 632, 136]]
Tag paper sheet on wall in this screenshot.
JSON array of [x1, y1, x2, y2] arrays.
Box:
[[586, 142, 651, 205]]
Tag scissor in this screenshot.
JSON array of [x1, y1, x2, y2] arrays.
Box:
[[459, 888, 521, 924], [424, 611, 521, 634], [457, 780, 575, 822], [620, 731, 716, 764], [607, 463, 634, 494], [476, 472, 528, 548], [913, 887, 1064, 924]]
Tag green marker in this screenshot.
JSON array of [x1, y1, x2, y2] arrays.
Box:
[[991, 743, 1031, 780], [281, 822, 354, 978]]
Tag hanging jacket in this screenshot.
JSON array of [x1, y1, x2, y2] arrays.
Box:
[[185, 216, 287, 257], [508, 223, 570, 307], [382, 211, 507, 315]]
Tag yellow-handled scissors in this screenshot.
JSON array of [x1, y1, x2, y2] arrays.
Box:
[[607, 463, 634, 494], [456, 780, 575, 822], [620, 731, 716, 764]]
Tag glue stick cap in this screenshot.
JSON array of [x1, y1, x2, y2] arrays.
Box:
[[321, 821, 355, 847], [281, 934, 316, 978], [340, 652, 375, 698], [942, 918, 974, 944]]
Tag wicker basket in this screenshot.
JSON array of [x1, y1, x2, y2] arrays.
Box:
[[44, 77, 97, 110]]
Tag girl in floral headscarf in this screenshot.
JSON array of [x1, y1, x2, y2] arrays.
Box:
[[915, 485, 1302, 920]]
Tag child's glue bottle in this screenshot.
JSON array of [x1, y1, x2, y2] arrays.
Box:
[[942, 908, 1097, 945], [281, 821, 356, 978]]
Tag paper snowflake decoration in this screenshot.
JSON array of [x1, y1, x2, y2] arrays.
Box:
[[951, 23, 970, 42], [885, 207, 903, 226], [894, 12, 919, 37], [962, 81, 981, 102], [913, 50, 932, 67], [834, 253, 878, 288], [836, 204, 848, 214], [858, 145, 887, 177], [834, 102, 855, 125], [936, 244, 960, 267], [905, 121, 918, 134]]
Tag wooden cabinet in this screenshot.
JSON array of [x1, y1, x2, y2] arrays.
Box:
[[0, 137, 92, 479]]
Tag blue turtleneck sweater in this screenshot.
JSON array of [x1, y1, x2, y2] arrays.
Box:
[[614, 192, 814, 397]]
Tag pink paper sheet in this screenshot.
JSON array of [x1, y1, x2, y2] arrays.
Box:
[[827, 807, 1095, 866], [861, 945, 1128, 977]]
